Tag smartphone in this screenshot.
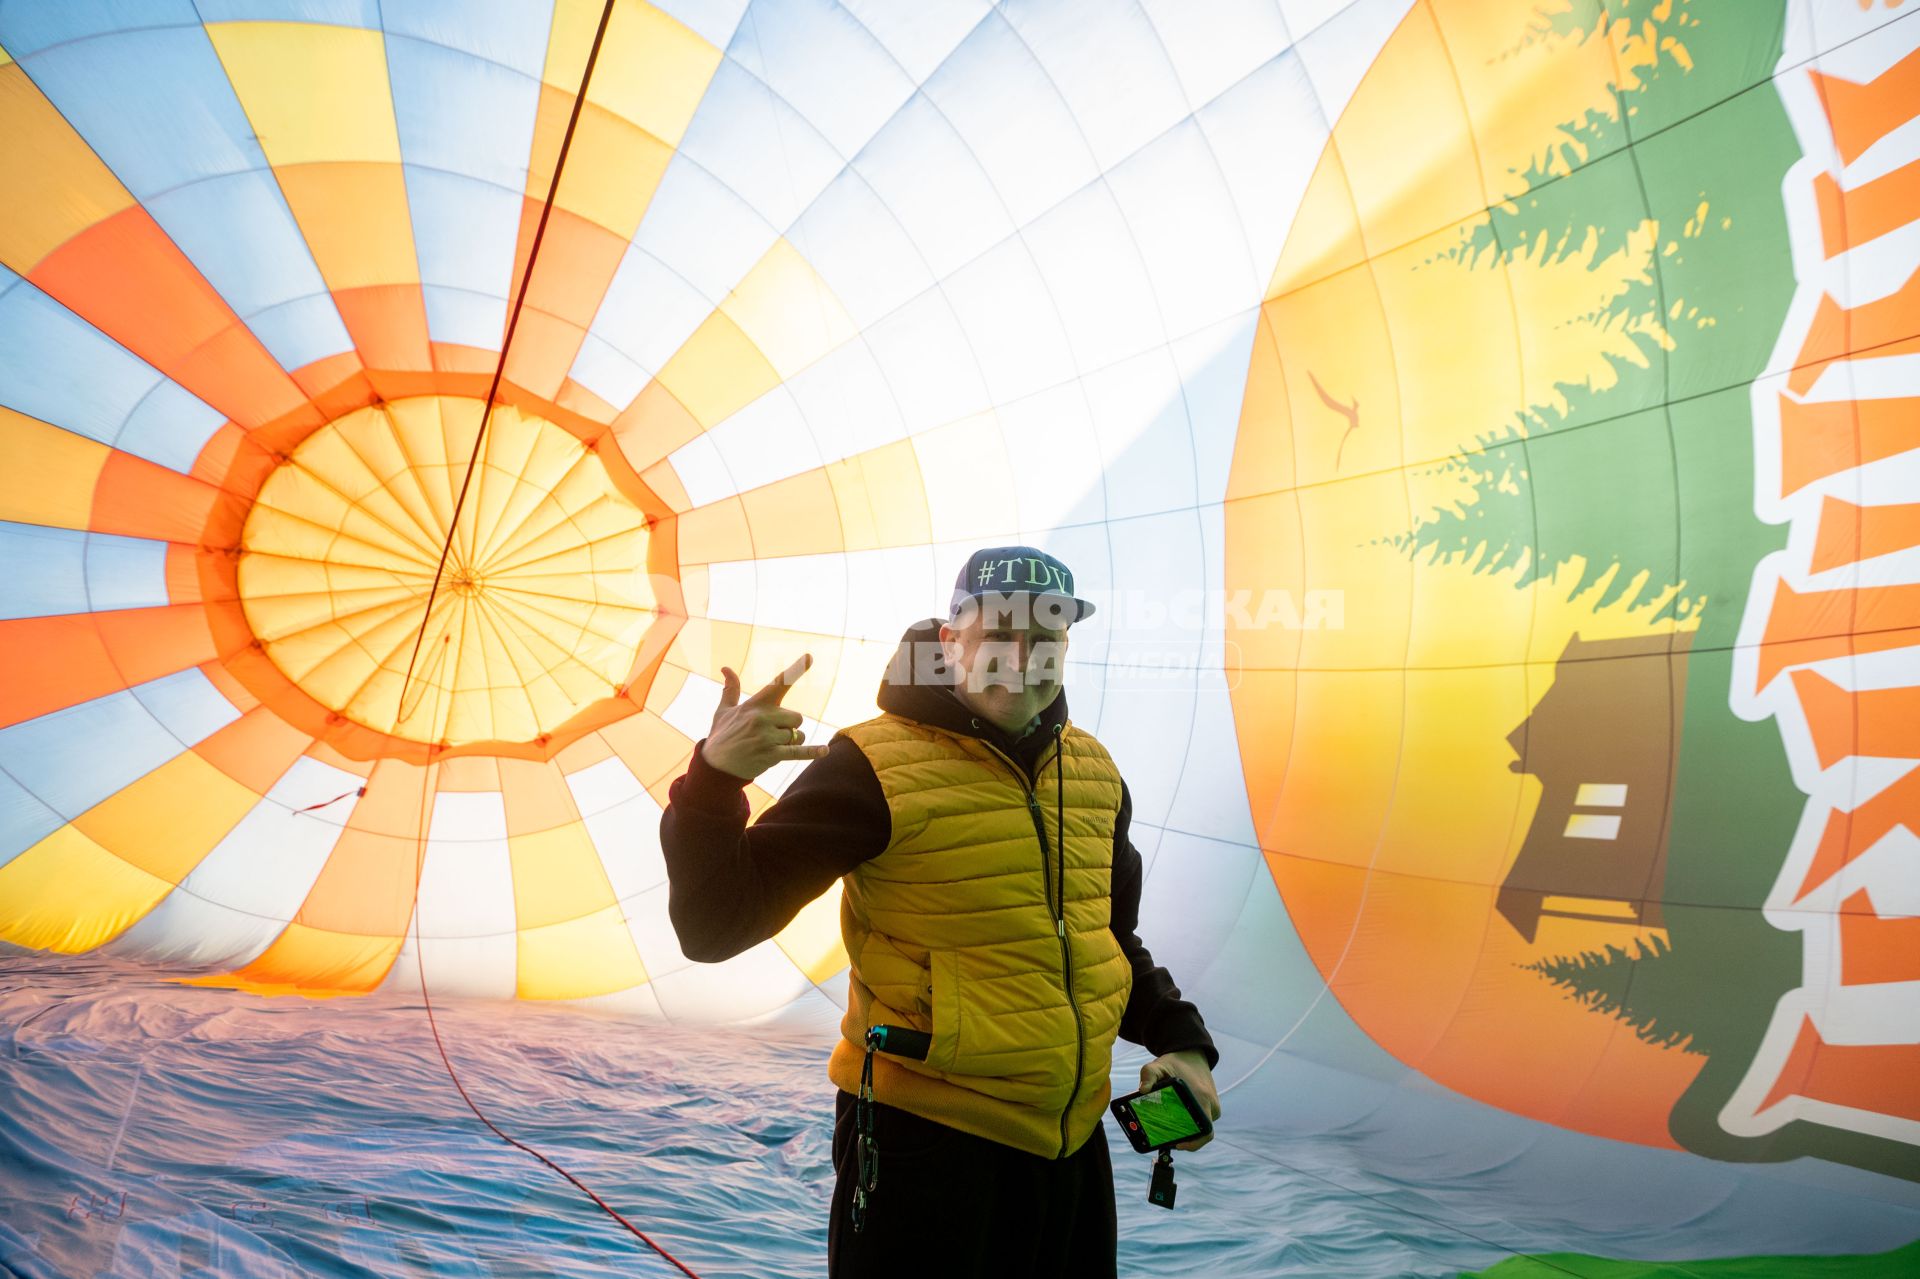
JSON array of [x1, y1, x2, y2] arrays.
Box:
[[1109, 1077, 1212, 1153]]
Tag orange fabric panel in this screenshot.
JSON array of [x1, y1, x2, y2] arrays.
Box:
[[498, 756, 584, 836], [1791, 669, 1920, 769], [1760, 1016, 1920, 1123], [501, 308, 589, 399], [0, 406, 107, 530], [1811, 42, 1920, 166], [199, 922, 403, 997], [611, 379, 704, 470], [0, 63, 134, 270], [292, 758, 432, 936], [1839, 889, 1920, 986], [29, 206, 308, 430], [73, 750, 261, 885], [272, 161, 418, 291], [1810, 496, 1920, 572], [0, 606, 217, 729], [1778, 395, 1920, 496], [93, 450, 225, 543], [1786, 269, 1920, 396], [1794, 767, 1920, 902], [1756, 578, 1920, 691], [1813, 160, 1920, 258], [330, 284, 433, 374], [193, 705, 315, 794]]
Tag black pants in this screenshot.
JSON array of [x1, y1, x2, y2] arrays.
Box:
[[827, 1089, 1117, 1278]]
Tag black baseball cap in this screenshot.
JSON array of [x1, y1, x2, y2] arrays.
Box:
[[949, 545, 1095, 626]]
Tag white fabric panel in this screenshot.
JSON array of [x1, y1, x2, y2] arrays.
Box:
[[777, 337, 908, 462], [1138, 0, 1294, 110], [568, 332, 653, 409], [584, 246, 713, 379], [416, 791, 515, 936], [1173, 311, 1263, 503], [655, 0, 749, 50], [1194, 52, 1336, 291], [940, 237, 1076, 403], [789, 170, 936, 326], [648, 937, 812, 1022], [702, 558, 758, 625], [1021, 183, 1166, 375], [1105, 119, 1263, 342], [659, 672, 723, 745], [666, 431, 735, 509], [117, 378, 227, 476], [0, 524, 164, 620], [621, 880, 687, 980], [920, 12, 1100, 228], [1164, 675, 1259, 848], [574, 770, 668, 901], [1135, 827, 1265, 991], [724, 0, 914, 161], [1276, 0, 1368, 42], [861, 290, 991, 434], [564, 753, 649, 819], [836, 0, 991, 84], [421, 285, 508, 352], [408, 168, 521, 309], [998, 0, 1192, 170], [1085, 509, 1206, 829], [631, 156, 780, 307], [852, 92, 1013, 282], [1082, 347, 1201, 520], [240, 292, 357, 373], [705, 387, 822, 493], [128, 667, 243, 748], [996, 381, 1105, 530], [705, 551, 850, 637], [110, 756, 364, 967], [385, 921, 518, 998], [675, 58, 846, 232], [1294, 0, 1418, 128]]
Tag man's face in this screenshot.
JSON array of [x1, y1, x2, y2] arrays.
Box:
[[940, 603, 1068, 733]]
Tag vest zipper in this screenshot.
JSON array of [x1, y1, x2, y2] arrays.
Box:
[[978, 737, 1085, 1160]]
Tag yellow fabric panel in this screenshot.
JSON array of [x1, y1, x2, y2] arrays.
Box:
[[205, 22, 403, 166], [546, 105, 674, 239], [0, 825, 173, 952], [517, 904, 648, 999], [774, 879, 849, 985], [655, 311, 782, 430], [824, 440, 932, 551], [274, 162, 420, 289], [0, 43, 13, 67], [741, 470, 848, 558], [75, 751, 262, 883], [910, 414, 1020, 538], [0, 63, 135, 270], [0, 407, 108, 530], [197, 922, 404, 995], [720, 239, 859, 379], [544, 0, 718, 147]]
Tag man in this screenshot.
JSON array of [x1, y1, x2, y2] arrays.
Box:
[[660, 546, 1220, 1277]]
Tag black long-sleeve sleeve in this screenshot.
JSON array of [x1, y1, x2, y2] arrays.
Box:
[[1110, 780, 1220, 1070], [660, 734, 891, 962]]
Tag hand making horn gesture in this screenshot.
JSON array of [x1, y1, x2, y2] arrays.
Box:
[[701, 653, 832, 780]]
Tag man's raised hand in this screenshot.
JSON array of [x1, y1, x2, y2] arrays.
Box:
[[701, 653, 831, 780]]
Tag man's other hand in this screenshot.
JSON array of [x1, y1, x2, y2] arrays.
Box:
[[1138, 1049, 1221, 1152], [702, 654, 831, 780]]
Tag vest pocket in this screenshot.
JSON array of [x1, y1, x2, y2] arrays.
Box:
[[924, 947, 963, 1073]]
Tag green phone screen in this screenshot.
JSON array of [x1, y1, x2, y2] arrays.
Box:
[[1133, 1084, 1202, 1146]]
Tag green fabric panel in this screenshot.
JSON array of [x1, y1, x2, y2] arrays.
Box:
[[1463, 1239, 1920, 1278]]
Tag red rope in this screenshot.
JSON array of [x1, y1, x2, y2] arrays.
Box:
[[395, 2, 706, 1271]]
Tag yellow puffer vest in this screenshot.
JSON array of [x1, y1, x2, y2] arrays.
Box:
[[824, 712, 1132, 1159]]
